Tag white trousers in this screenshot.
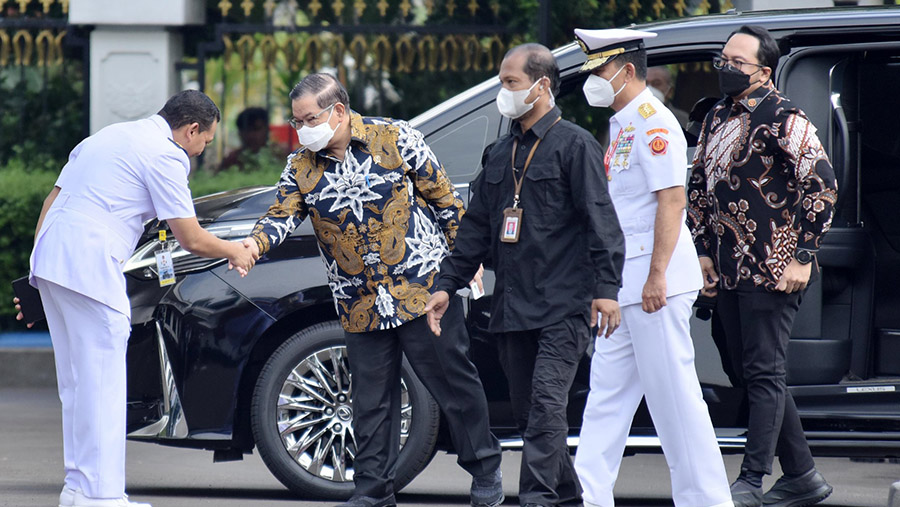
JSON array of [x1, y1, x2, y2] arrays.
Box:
[[574, 292, 733, 507], [37, 278, 131, 499]]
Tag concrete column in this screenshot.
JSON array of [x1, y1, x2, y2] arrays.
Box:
[[69, 0, 205, 133]]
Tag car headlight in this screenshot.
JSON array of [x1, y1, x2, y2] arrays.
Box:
[[124, 220, 258, 280]]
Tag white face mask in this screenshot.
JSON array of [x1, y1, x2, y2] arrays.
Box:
[[583, 66, 626, 108], [496, 78, 544, 119], [297, 105, 339, 152]]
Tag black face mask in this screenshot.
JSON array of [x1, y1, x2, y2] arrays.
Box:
[[718, 66, 754, 98]]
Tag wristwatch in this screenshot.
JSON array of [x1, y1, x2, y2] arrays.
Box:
[[795, 249, 815, 265]]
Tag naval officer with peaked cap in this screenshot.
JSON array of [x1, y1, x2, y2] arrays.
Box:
[[572, 28, 733, 507]]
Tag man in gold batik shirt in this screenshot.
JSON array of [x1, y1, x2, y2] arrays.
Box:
[[246, 73, 502, 507]]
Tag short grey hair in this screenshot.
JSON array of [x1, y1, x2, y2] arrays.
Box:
[[289, 73, 350, 109]]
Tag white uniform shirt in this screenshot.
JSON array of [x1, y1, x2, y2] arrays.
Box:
[[606, 87, 702, 307], [30, 114, 196, 316]]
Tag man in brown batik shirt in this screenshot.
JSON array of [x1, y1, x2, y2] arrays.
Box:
[[687, 25, 837, 507]]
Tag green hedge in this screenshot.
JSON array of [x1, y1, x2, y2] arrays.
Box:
[[0, 164, 60, 330]]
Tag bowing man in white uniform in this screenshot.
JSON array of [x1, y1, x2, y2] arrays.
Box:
[[572, 29, 733, 507], [18, 90, 257, 507]]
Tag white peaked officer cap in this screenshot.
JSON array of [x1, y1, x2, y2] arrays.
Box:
[[574, 28, 658, 72]]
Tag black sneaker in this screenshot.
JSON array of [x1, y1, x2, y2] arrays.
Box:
[[762, 469, 833, 507], [470, 468, 504, 507], [731, 478, 764, 507], [335, 494, 397, 507]]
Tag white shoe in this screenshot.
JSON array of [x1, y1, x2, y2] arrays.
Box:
[[59, 485, 78, 507], [72, 491, 151, 507]]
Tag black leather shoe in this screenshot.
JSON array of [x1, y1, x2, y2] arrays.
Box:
[[335, 494, 397, 507], [731, 478, 764, 507], [762, 469, 833, 507], [470, 468, 504, 507]]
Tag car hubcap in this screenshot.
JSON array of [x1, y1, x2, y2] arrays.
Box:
[[275, 345, 413, 483]]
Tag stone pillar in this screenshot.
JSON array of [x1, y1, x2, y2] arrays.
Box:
[[69, 0, 205, 134]]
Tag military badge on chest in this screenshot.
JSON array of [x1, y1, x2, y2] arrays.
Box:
[[605, 124, 636, 179]]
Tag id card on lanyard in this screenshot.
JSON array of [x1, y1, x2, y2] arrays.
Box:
[[501, 117, 560, 243], [155, 230, 176, 287]]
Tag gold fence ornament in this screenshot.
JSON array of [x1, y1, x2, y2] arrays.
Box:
[[263, 0, 276, 16], [349, 34, 367, 71], [446, 0, 457, 17], [241, 0, 254, 17], [467, 0, 478, 17], [399, 0, 411, 17], [490, 1, 500, 17], [219, 0, 233, 17], [418, 35, 437, 71], [377, 0, 389, 17], [696, 0, 711, 15], [652, 0, 664, 17], [235, 34, 256, 68], [629, 0, 641, 17], [373, 35, 392, 71], [302, 35, 323, 71], [439, 35, 458, 72], [34, 29, 59, 67], [59, 0, 69, 14], [674, 0, 686, 16], [332, 0, 345, 17], [324, 34, 347, 68], [395, 35, 415, 72], [12, 30, 34, 66], [354, 0, 366, 17], [283, 36, 304, 72], [0, 30, 10, 67], [309, 0, 323, 16], [259, 34, 279, 66], [17, 0, 30, 14], [40, 0, 52, 13], [721, 0, 734, 10], [461, 34, 481, 71], [483, 35, 504, 72], [424, 0, 434, 16], [222, 35, 234, 68]]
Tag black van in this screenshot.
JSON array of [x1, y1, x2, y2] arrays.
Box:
[[121, 6, 900, 499]]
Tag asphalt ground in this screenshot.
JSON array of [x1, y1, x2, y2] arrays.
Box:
[[2, 387, 899, 506]]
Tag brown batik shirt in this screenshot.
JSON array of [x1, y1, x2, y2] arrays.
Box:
[[687, 83, 838, 291]]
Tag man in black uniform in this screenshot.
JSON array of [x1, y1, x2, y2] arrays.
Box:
[[425, 43, 625, 507], [687, 25, 837, 507]]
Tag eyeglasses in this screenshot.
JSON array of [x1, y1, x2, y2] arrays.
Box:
[[288, 102, 337, 129], [712, 56, 766, 73]]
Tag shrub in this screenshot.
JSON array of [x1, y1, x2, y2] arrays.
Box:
[[0, 163, 60, 331]]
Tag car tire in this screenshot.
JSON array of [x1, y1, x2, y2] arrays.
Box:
[[251, 321, 440, 499]]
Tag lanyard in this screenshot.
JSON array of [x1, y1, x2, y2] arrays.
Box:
[[509, 117, 560, 209]]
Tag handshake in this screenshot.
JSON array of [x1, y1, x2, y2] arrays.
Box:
[[228, 238, 262, 277]]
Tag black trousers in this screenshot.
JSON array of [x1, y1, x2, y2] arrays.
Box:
[[716, 289, 815, 477], [496, 313, 591, 507], [343, 296, 502, 498]]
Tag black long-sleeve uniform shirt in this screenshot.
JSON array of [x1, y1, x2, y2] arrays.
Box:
[[436, 107, 625, 333]]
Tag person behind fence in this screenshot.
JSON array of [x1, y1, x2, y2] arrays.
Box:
[[241, 72, 503, 507], [15, 90, 257, 507], [425, 43, 625, 507], [687, 25, 837, 507], [218, 106, 284, 172], [571, 27, 733, 507]]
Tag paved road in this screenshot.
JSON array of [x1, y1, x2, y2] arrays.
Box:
[[2, 388, 899, 506]]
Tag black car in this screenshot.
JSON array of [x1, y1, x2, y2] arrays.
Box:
[[122, 7, 900, 499]]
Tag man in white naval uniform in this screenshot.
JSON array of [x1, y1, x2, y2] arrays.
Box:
[[572, 29, 733, 507], [18, 90, 257, 507]]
